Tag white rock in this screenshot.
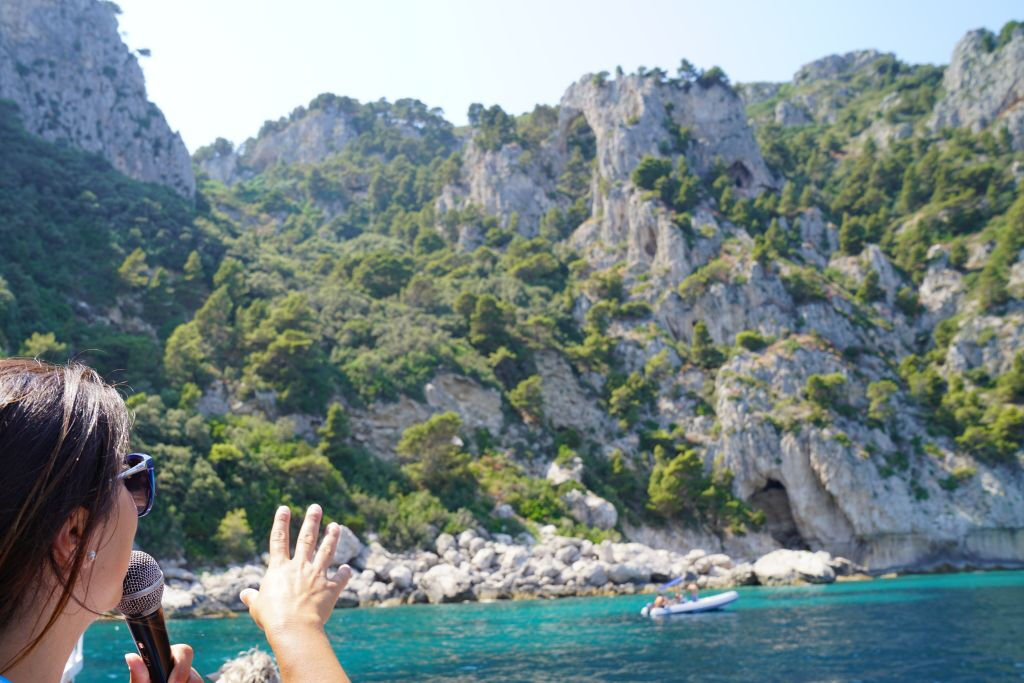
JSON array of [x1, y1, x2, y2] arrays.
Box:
[[420, 564, 474, 604], [546, 457, 584, 485], [388, 565, 413, 590], [501, 547, 529, 570], [435, 533, 456, 556], [331, 525, 365, 566], [706, 553, 734, 570], [472, 547, 497, 570], [493, 504, 515, 519], [684, 549, 708, 563], [753, 549, 836, 586], [163, 566, 197, 582], [199, 565, 264, 610], [457, 529, 478, 549], [580, 561, 609, 587], [562, 489, 619, 530], [555, 544, 580, 565]]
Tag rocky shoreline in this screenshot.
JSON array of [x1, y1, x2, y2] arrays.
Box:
[[161, 526, 867, 618]]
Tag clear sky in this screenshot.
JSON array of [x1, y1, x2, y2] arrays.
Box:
[[115, 0, 1021, 152]]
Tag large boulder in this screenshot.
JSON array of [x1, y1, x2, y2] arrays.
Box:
[[332, 526, 365, 566], [471, 547, 497, 571], [576, 560, 609, 587], [562, 489, 618, 530], [388, 565, 413, 590], [753, 549, 836, 586], [607, 563, 650, 585], [435, 533, 457, 556], [419, 564, 474, 604], [199, 564, 265, 610]]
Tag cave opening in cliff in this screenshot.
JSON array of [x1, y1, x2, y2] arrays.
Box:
[[727, 161, 753, 189], [749, 479, 808, 549]]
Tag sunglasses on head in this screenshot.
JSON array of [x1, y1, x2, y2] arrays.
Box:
[[117, 452, 155, 517]]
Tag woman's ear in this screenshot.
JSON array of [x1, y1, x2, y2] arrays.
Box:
[[53, 507, 90, 568]]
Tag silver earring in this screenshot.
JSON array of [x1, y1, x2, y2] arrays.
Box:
[[87, 550, 96, 562]]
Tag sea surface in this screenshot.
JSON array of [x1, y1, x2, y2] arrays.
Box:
[[80, 571, 1024, 681]]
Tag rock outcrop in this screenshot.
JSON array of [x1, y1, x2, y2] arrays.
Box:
[[930, 26, 1024, 148], [0, 0, 194, 196], [195, 94, 455, 185]]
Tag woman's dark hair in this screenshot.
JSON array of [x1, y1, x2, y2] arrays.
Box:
[[0, 359, 131, 669]]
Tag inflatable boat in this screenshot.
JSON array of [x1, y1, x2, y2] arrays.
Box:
[[640, 590, 739, 617]]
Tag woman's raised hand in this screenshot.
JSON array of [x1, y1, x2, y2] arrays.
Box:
[[239, 504, 352, 683]]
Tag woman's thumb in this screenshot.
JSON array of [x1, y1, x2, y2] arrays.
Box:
[[239, 587, 258, 607], [125, 652, 150, 683]]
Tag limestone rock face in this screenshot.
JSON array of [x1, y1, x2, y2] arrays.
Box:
[[424, 374, 504, 435], [0, 0, 194, 196], [930, 27, 1024, 148], [349, 372, 503, 455], [710, 343, 1024, 571], [197, 99, 360, 184], [560, 74, 774, 194], [534, 351, 607, 432], [945, 313, 1024, 376], [436, 140, 562, 240]]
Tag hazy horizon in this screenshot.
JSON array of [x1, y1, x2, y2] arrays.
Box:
[[115, 0, 1022, 152]]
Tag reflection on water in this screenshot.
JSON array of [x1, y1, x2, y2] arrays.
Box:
[[81, 570, 1024, 681]]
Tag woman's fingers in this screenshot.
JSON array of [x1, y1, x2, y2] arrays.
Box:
[[125, 653, 149, 683], [294, 503, 323, 562], [268, 505, 291, 564], [168, 644, 195, 683], [312, 522, 340, 572]]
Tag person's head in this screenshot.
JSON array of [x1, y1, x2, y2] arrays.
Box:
[[687, 582, 698, 594], [0, 359, 138, 669]]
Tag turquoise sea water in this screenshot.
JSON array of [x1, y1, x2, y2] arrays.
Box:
[[80, 571, 1024, 681]]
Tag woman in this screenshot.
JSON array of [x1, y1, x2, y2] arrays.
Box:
[[0, 359, 352, 682]]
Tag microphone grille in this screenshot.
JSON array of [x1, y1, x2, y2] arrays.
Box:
[[117, 550, 164, 617]]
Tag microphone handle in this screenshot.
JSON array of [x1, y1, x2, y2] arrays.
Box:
[[125, 607, 174, 683]]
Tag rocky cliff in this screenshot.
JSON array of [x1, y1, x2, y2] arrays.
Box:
[[930, 25, 1024, 149], [13, 11, 1016, 576], [348, 36, 1024, 571], [0, 0, 194, 196]]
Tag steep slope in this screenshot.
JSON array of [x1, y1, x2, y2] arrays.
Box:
[[0, 0, 194, 196], [3, 10, 1023, 572]]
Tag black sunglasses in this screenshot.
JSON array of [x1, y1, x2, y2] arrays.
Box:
[[117, 452, 155, 517]]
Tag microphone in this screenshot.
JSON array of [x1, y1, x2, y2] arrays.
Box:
[[117, 550, 174, 683]]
